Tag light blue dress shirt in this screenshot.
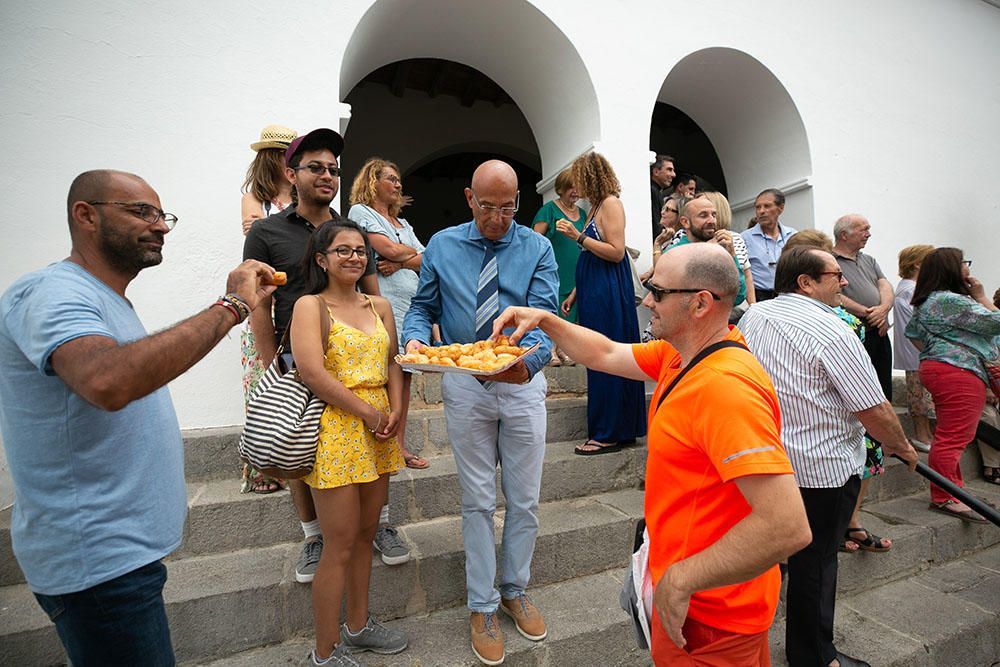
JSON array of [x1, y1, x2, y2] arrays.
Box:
[[403, 220, 559, 378], [740, 223, 797, 291]]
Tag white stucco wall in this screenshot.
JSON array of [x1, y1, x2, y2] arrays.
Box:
[[1, 0, 998, 430]]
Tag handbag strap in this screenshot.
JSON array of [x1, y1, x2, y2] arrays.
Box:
[[653, 340, 748, 415], [274, 295, 331, 360]]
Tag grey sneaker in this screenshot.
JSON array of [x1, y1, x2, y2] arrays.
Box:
[[302, 644, 360, 666], [340, 614, 408, 654], [295, 536, 323, 583], [374, 525, 410, 565]]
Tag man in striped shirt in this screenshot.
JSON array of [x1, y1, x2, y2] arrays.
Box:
[[739, 246, 918, 667]]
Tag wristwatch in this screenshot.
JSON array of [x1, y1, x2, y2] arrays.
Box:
[[576, 232, 587, 248]]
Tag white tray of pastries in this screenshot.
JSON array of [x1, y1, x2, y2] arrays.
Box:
[[395, 336, 539, 375]]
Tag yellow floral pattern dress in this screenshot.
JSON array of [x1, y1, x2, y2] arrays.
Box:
[[303, 298, 404, 489]]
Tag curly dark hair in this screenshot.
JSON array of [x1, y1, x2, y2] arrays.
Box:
[[570, 152, 620, 207]]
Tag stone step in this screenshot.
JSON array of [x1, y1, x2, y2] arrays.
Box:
[[187, 567, 652, 667], [769, 542, 1000, 666], [4, 433, 991, 589], [0, 443, 647, 587], [182, 395, 595, 483], [0, 489, 644, 665], [191, 543, 1000, 667], [178, 443, 645, 562], [407, 363, 590, 407], [5, 475, 997, 666], [835, 478, 1000, 597]]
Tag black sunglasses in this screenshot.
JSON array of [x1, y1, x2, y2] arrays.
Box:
[[643, 280, 721, 302]]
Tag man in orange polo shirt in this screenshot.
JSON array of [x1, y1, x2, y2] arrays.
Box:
[[492, 243, 811, 665]]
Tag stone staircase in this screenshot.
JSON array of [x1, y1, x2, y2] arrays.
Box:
[[1, 370, 998, 666]]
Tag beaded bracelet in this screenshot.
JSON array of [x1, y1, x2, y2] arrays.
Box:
[[224, 293, 251, 319], [214, 293, 250, 324]]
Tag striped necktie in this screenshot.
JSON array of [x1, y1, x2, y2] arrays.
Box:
[[475, 241, 499, 341]]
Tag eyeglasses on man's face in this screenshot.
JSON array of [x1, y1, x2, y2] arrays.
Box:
[[88, 201, 178, 230], [471, 190, 519, 218], [816, 270, 844, 281], [296, 163, 341, 177], [642, 280, 721, 303]]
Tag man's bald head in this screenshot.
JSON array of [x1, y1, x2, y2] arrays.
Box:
[[657, 242, 739, 305], [466, 160, 519, 241], [470, 160, 517, 193], [67, 170, 147, 228]]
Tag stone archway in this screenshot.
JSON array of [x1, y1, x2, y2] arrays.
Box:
[[340, 0, 600, 195], [654, 47, 813, 229]]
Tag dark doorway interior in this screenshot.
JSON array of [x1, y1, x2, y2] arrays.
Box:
[[341, 57, 542, 243], [650, 102, 727, 195], [402, 152, 542, 240]]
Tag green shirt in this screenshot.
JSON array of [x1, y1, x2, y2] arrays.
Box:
[[533, 200, 586, 317], [906, 291, 1000, 385]]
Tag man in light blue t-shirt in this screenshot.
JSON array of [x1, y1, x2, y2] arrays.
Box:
[[0, 169, 277, 666]]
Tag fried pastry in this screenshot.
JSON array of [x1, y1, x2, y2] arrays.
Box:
[[400, 337, 529, 372]]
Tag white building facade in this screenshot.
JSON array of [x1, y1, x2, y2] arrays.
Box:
[[1, 0, 998, 430]]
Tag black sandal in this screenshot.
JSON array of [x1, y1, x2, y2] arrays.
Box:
[[843, 527, 891, 552], [984, 467, 1000, 485]]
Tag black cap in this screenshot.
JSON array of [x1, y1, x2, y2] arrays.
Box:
[[285, 128, 345, 165]]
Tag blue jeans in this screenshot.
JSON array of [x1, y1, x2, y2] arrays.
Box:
[[441, 372, 548, 611], [33, 560, 174, 667]]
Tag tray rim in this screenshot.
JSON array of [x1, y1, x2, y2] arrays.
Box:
[[394, 342, 540, 375]]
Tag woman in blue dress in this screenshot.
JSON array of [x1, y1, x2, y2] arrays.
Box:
[[558, 152, 646, 454]]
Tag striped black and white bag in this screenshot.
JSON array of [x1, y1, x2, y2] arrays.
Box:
[[239, 297, 329, 478]]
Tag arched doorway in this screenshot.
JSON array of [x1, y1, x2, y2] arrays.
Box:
[[650, 103, 727, 196], [339, 0, 600, 214], [339, 58, 542, 239], [653, 47, 813, 230]]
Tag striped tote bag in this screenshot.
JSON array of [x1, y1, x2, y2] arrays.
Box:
[[238, 349, 324, 479]]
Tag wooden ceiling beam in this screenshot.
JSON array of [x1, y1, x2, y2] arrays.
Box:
[[460, 73, 482, 107], [428, 61, 449, 98], [390, 61, 412, 97]]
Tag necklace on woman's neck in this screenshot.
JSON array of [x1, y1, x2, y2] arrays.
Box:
[[555, 198, 577, 217]]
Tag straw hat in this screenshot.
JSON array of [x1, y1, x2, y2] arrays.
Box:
[[250, 125, 297, 151]]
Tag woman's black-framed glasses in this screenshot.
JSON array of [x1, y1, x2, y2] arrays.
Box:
[[643, 280, 721, 302], [962, 259, 973, 267], [325, 247, 368, 259]]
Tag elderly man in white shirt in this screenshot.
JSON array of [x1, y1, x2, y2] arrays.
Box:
[[739, 246, 917, 667]]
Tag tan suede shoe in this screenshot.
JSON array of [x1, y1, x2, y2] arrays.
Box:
[[470, 611, 505, 665], [499, 593, 547, 641]]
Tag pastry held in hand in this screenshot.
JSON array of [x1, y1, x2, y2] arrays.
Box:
[[262, 271, 287, 286]]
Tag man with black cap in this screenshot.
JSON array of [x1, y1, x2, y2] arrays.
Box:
[[243, 128, 401, 585]]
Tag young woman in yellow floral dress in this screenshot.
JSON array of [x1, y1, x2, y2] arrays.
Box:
[[289, 219, 407, 665]]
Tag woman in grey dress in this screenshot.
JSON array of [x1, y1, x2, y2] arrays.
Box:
[[348, 157, 429, 468]]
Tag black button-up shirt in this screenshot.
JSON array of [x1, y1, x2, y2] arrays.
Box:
[[242, 206, 376, 339]]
